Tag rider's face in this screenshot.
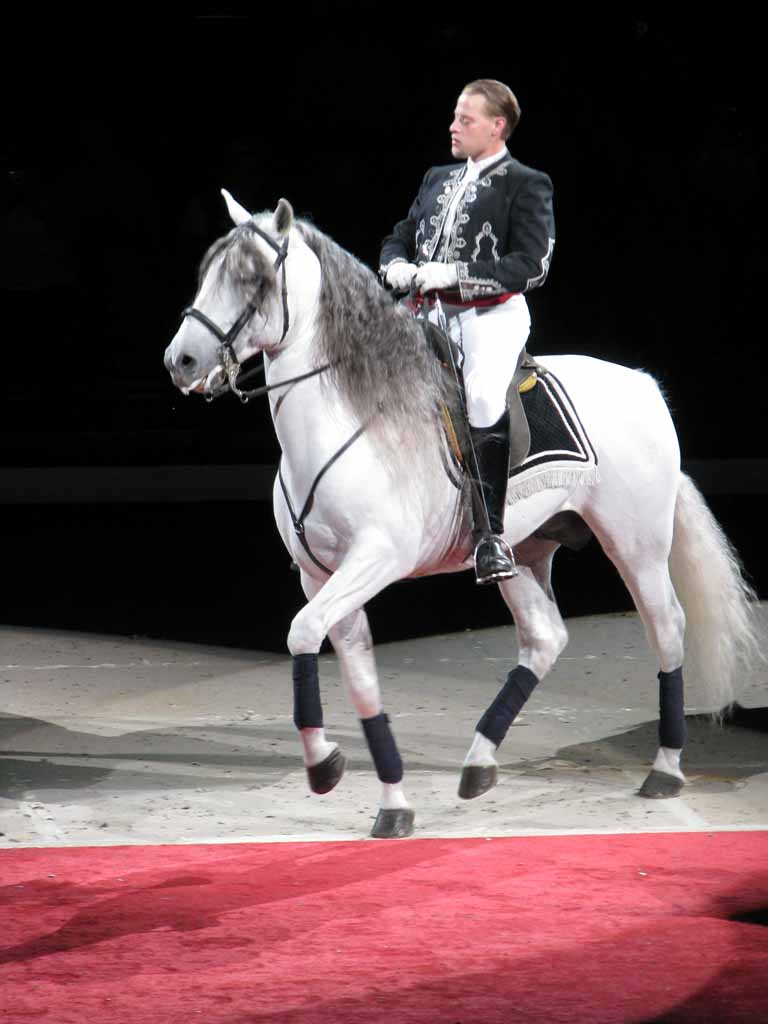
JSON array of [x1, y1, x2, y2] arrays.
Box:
[[450, 92, 505, 162]]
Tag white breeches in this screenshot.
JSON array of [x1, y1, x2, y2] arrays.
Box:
[[429, 295, 531, 428]]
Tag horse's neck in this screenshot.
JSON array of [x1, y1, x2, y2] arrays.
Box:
[[266, 332, 357, 478], [263, 281, 320, 389]]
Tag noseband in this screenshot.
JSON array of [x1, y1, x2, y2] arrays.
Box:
[[181, 221, 291, 401]]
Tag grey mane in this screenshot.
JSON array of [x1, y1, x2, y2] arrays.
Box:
[[202, 215, 469, 544], [293, 219, 469, 545], [205, 215, 458, 436], [294, 219, 451, 434]]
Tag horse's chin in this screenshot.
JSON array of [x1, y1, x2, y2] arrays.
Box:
[[180, 365, 229, 398]]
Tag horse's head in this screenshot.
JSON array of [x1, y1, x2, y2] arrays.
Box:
[[164, 191, 318, 398]]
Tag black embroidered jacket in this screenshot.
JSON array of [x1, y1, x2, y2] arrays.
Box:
[[379, 153, 555, 302]]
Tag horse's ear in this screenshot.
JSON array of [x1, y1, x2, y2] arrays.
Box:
[[221, 188, 253, 226], [274, 197, 294, 236]]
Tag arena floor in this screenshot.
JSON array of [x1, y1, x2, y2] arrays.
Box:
[[2, 609, 767, 849]]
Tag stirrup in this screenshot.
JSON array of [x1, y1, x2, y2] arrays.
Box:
[[473, 535, 518, 585]]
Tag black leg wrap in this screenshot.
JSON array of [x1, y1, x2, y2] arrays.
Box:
[[293, 653, 323, 730], [658, 667, 686, 749], [476, 665, 539, 747], [361, 713, 403, 784]]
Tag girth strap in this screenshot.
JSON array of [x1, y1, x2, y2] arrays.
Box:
[[278, 425, 366, 576]]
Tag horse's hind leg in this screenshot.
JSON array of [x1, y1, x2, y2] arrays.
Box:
[[610, 554, 687, 797], [590, 510, 687, 798], [460, 542, 568, 798], [329, 608, 414, 838]]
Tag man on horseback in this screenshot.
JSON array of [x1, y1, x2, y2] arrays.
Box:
[[380, 79, 555, 585]]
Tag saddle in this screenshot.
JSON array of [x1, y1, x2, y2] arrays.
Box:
[[419, 319, 543, 470], [420, 321, 594, 554]]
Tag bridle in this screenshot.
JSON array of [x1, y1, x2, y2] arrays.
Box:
[[176, 216, 356, 577], [180, 221, 297, 403]]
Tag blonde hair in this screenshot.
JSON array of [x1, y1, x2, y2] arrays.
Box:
[[462, 79, 521, 139]]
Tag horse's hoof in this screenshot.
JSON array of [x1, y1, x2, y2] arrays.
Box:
[[370, 808, 415, 839], [307, 747, 346, 794], [458, 764, 498, 800], [638, 769, 684, 799]]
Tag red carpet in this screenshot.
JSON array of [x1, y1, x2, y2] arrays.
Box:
[[1, 831, 767, 1023]]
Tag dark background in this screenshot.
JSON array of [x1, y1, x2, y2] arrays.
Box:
[[0, 8, 763, 651]]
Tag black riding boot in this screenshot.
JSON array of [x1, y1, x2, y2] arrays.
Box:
[[470, 409, 517, 585]]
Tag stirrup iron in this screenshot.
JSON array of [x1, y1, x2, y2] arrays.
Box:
[[473, 534, 517, 585]]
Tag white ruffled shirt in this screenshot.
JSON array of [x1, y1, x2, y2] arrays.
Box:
[[437, 147, 509, 259]]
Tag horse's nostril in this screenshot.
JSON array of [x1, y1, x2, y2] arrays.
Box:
[[180, 354, 195, 368]]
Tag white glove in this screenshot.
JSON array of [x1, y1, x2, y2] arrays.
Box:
[[385, 262, 418, 292], [414, 262, 458, 293]]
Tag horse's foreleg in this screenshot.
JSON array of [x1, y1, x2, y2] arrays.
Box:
[[329, 609, 414, 838], [292, 550, 415, 836], [294, 573, 345, 794], [289, 545, 406, 655], [460, 547, 568, 799]]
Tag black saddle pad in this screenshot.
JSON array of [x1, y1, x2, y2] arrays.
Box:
[[511, 370, 597, 478]]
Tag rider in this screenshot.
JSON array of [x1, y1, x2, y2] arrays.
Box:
[[379, 79, 555, 585]]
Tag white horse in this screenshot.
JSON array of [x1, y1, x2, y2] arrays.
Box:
[[165, 192, 762, 838]]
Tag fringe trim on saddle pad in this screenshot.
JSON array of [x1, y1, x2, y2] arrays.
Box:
[[508, 370, 599, 504]]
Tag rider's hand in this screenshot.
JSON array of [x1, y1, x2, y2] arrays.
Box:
[[385, 262, 418, 292], [414, 262, 458, 293]]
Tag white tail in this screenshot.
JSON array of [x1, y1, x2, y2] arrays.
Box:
[[669, 473, 765, 713]]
